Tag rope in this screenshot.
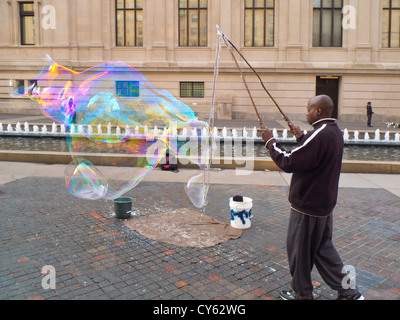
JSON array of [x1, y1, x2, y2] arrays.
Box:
[[216, 25, 293, 130]]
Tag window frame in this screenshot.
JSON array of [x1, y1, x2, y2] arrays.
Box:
[[244, 0, 275, 47], [180, 81, 205, 98], [14, 79, 25, 95], [115, 0, 143, 47], [19, 1, 35, 45], [12, 79, 36, 97], [116, 80, 140, 97], [313, 0, 344, 48], [178, 0, 208, 47], [382, 0, 400, 48]]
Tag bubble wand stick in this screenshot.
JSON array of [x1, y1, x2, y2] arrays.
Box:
[[216, 25, 294, 131]]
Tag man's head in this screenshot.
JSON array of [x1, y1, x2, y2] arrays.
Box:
[[306, 95, 334, 125]]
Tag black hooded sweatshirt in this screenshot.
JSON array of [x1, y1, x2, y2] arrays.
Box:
[[266, 119, 344, 217]]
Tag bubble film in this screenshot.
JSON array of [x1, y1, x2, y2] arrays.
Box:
[[14, 57, 212, 205], [184, 172, 209, 209], [64, 159, 108, 200]]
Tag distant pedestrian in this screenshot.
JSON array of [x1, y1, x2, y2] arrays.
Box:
[[366, 102, 374, 127]]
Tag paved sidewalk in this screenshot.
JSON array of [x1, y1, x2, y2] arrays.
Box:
[[0, 163, 399, 300]]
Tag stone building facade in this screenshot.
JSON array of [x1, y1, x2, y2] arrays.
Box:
[[0, 0, 399, 122]]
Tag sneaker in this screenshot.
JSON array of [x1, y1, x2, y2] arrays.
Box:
[[336, 293, 365, 300], [280, 290, 314, 300]]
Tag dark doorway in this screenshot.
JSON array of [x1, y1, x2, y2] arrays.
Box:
[[316, 76, 339, 119]]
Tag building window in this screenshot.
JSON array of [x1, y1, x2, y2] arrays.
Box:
[[179, 0, 208, 47], [14, 80, 25, 95], [116, 0, 143, 46], [180, 82, 204, 98], [383, 0, 400, 48], [244, 0, 275, 47], [19, 2, 35, 45], [116, 81, 140, 97], [313, 0, 343, 47], [12, 79, 37, 96]]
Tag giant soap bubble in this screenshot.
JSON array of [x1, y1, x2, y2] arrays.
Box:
[[13, 57, 213, 208]]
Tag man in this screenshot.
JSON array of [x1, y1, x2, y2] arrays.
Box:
[[262, 95, 364, 300], [366, 102, 374, 127]]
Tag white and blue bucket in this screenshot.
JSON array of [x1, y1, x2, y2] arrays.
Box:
[[229, 196, 252, 229]]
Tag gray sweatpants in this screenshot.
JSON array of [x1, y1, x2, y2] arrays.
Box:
[[286, 208, 359, 297]]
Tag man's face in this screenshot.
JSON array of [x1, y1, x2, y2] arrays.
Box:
[[306, 100, 319, 124]]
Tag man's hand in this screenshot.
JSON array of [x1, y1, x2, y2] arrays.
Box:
[[262, 127, 274, 144], [288, 122, 303, 140]]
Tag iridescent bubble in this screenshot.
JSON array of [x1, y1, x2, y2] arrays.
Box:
[[13, 56, 213, 206], [65, 159, 108, 200]]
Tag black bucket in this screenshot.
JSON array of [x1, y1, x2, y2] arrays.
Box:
[[113, 197, 133, 219]]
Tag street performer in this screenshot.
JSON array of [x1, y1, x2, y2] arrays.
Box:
[[262, 95, 364, 300]]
